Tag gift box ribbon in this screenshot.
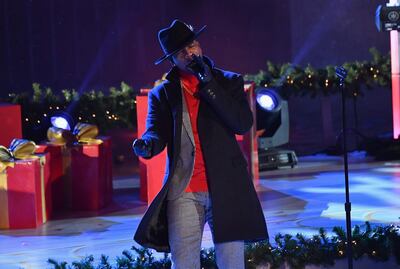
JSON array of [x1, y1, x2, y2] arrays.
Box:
[[0, 171, 9, 228], [47, 123, 103, 145]]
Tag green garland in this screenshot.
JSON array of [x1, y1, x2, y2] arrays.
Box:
[[1, 82, 137, 137], [47, 222, 400, 269], [0, 47, 391, 138], [244, 47, 391, 99]]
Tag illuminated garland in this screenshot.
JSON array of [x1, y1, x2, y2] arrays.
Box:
[[0, 47, 391, 139], [1, 82, 137, 136], [244, 48, 390, 99], [47, 222, 400, 269]]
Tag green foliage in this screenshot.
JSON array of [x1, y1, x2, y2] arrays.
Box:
[[97, 255, 112, 269], [71, 255, 95, 269], [46, 222, 400, 269], [48, 258, 69, 269], [244, 47, 391, 99], [1, 82, 138, 139]]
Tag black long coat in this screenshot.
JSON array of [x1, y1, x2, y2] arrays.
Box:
[[134, 58, 268, 252]]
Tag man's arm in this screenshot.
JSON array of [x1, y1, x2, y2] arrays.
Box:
[[198, 74, 253, 135], [133, 89, 169, 159], [186, 55, 253, 134]]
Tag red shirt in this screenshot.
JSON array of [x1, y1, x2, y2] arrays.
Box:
[[179, 71, 208, 193]]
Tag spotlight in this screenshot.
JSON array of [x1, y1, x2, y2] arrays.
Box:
[[256, 89, 281, 112], [255, 87, 297, 170], [50, 112, 74, 130], [256, 88, 287, 148], [376, 4, 400, 31]]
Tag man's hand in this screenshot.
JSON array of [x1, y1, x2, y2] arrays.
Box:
[[186, 55, 213, 83], [132, 139, 152, 158]]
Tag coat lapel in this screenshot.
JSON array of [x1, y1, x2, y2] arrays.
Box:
[[162, 78, 182, 166], [164, 67, 195, 147]]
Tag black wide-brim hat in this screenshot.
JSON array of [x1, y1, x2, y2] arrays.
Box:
[[155, 19, 206, 65]]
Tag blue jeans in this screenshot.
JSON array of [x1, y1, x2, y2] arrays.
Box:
[[167, 192, 245, 269]]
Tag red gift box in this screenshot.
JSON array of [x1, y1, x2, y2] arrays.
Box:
[[35, 144, 71, 211], [36, 138, 112, 211], [0, 154, 50, 229], [70, 137, 112, 210], [0, 104, 22, 146]]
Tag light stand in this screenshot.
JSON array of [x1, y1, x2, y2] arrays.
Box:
[[335, 66, 353, 269]]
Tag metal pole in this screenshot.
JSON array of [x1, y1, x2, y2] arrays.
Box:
[[336, 66, 353, 269], [341, 81, 353, 269]]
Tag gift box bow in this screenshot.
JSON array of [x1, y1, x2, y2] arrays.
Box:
[[47, 122, 103, 145], [0, 139, 37, 172]]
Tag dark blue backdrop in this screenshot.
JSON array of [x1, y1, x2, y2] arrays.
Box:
[[0, 0, 389, 95]]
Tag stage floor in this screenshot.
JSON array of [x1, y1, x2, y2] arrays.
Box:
[[1, 152, 400, 268]]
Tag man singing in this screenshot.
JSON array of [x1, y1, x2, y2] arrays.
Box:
[[133, 19, 268, 269]]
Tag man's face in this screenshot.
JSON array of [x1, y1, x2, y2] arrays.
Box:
[[171, 40, 202, 72]]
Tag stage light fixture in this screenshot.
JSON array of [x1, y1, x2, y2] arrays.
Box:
[[256, 89, 281, 112], [255, 87, 297, 170], [376, 4, 400, 31], [50, 112, 75, 130]]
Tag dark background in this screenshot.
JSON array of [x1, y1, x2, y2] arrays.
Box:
[[0, 0, 393, 154], [0, 0, 389, 93]]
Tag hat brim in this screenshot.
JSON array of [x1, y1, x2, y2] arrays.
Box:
[[154, 25, 207, 65]]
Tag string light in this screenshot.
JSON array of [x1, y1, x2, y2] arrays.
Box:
[[25, 118, 29, 122], [56, 106, 59, 110], [37, 120, 41, 124], [78, 116, 82, 120], [43, 113, 47, 117], [92, 114, 96, 118], [308, 74, 312, 78]]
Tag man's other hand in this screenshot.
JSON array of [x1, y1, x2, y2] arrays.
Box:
[[132, 139, 152, 158], [186, 55, 213, 83]]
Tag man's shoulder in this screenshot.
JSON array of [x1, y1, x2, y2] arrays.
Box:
[[214, 67, 241, 79], [149, 80, 178, 98], [214, 67, 242, 82]]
